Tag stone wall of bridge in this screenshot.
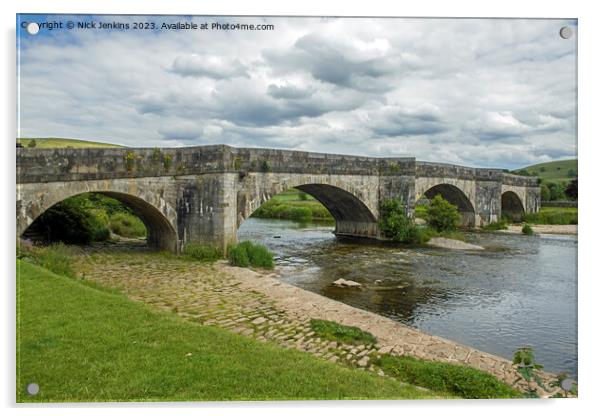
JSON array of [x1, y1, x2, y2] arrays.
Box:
[[16, 146, 540, 251]]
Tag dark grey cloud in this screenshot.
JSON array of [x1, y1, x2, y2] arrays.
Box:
[[267, 83, 314, 100]]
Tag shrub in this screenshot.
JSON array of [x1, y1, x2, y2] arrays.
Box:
[[379, 200, 424, 244], [298, 192, 309, 201], [109, 212, 146, 238], [374, 354, 521, 399], [310, 319, 377, 345], [27, 139, 37, 148], [183, 243, 222, 262], [425, 195, 460, 232], [227, 241, 274, 269], [522, 224, 534, 235]]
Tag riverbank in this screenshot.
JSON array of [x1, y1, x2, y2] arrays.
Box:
[[65, 246, 560, 397], [499, 224, 577, 235], [17, 259, 440, 402]]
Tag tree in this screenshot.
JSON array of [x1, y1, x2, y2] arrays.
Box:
[[540, 183, 551, 201], [426, 195, 460, 232], [565, 178, 577, 200], [27, 139, 37, 148], [379, 200, 420, 243], [548, 182, 566, 201], [567, 169, 577, 178]]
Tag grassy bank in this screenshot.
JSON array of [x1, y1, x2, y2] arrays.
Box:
[[251, 191, 333, 223], [17, 260, 441, 402], [522, 207, 577, 225]]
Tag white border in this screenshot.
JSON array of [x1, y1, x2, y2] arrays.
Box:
[[3, 1, 600, 415]]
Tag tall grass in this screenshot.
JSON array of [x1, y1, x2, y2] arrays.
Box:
[[183, 243, 222, 262], [227, 241, 275, 269], [523, 207, 577, 225], [19, 242, 77, 278], [109, 212, 147, 238]]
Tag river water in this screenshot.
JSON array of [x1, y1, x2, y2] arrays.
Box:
[[238, 218, 578, 377]]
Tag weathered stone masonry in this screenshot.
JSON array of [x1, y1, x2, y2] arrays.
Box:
[[16, 145, 540, 252]]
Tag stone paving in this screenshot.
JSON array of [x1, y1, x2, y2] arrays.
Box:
[[75, 246, 563, 397]]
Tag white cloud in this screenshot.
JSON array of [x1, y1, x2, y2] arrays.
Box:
[[17, 16, 577, 168]]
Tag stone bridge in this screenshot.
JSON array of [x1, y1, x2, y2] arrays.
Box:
[[16, 145, 540, 252]]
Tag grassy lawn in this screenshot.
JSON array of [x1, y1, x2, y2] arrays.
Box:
[[523, 207, 578, 225], [17, 137, 123, 148], [17, 260, 440, 402]]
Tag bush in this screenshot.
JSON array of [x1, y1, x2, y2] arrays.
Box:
[[227, 241, 275, 269], [27, 139, 37, 148], [109, 212, 146, 238], [310, 319, 377, 345], [425, 195, 460, 232], [31, 196, 110, 244], [374, 354, 521, 399], [522, 224, 534, 235], [379, 200, 424, 244], [183, 243, 222, 262]]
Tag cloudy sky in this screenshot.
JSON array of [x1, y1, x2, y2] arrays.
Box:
[[17, 15, 577, 169]]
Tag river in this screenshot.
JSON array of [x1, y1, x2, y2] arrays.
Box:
[[238, 217, 578, 377]]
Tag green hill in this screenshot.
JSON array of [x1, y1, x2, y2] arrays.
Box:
[[17, 137, 124, 149], [513, 159, 577, 184]]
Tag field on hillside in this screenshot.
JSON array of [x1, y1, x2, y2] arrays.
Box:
[[515, 159, 577, 184], [17, 138, 123, 149]]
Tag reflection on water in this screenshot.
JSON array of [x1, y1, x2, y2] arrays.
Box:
[[239, 218, 578, 377]]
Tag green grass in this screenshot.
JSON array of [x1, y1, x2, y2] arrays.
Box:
[[373, 354, 521, 399], [514, 159, 577, 184], [183, 243, 222, 262], [310, 319, 377, 346], [18, 137, 123, 149], [17, 260, 440, 402], [522, 207, 578, 225], [109, 212, 147, 238], [251, 192, 334, 223], [227, 241, 275, 269], [481, 220, 508, 231], [18, 243, 78, 278]]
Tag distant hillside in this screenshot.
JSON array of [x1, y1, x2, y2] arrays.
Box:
[[513, 159, 577, 184], [17, 138, 124, 149]]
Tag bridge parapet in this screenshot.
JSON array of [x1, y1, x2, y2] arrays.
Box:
[[501, 172, 540, 187]]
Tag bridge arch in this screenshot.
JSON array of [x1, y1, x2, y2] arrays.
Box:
[[418, 183, 476, 227], [17, 181, 179, 251], [236, 176, 380, 239], [501, 191, 525, 222]]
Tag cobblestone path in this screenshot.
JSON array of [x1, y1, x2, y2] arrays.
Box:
[[76, 248, 561, 397]]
